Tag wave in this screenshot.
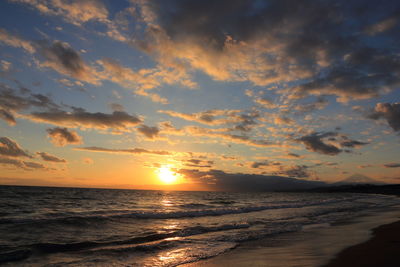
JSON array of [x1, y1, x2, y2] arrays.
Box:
[[209, 200, 236, 205], [0, 249, 32, 264], [179, 203, 212, 209], [0, 221, 251, 265], [0, 196, 367, 225]]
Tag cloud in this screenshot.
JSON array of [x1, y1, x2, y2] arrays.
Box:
[[76, 146, 171, 156], [364, 17, 398, 36], [0, 31, 193, 103], [383, 163, 400, 168], [296, 132, 369, 155], [275, 165, 311, 179], [340, 140, 369, 148], [23, 161, 46, 169], [0, 137, 48, 170], [131, 0, 400, 102], [185, 126, 277, 148], [97, 58, 195, 101], [178, 168, 325, 192], [137, 125, 160, 139], [160, 109, 260, 132], [11, 0, 109, 26], [246, 90, 278, 109], [159, 121, 279, 148], [0, 28, 35, 53], [108, 102, 124, 112], [0, 83, 58, 125], [46, 127, 82, 147], [0, 109, 16, 125], [183, 158, 214, 168], [273, 116, 294, 126], [286, 153, 302, 159], [160, 109, 232, 125], [293, 97, 328, 113], [297, 132, 341, 156], [0, 60, 12, 72], [36, 40, 100, 84], [0, 157, 24, 168], [29, 110, 142, 131], [36, 152, 67, 163], [10, 0, 132, 43], [0, 156, 46, 170], [250, 160, 271, 169], [367, 103, 400, 132], [0, 137, 30, 158]]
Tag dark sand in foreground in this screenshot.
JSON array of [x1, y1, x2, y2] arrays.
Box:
[[323, 220, 400, 267], [182, 209, 400, 267]]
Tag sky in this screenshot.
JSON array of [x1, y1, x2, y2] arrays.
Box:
[[0, 0, 399, 190]]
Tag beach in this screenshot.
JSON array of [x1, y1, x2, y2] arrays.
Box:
[[182, 207, 400, 267], [323, 220, 400, 267]]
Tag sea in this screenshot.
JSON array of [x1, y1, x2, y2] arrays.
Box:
[[0, 185, 399, 266]]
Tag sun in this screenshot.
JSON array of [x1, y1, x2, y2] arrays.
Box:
[[157, 167, 178, 184]]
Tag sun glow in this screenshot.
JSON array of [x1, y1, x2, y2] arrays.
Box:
[[157, 167, 178, 184]]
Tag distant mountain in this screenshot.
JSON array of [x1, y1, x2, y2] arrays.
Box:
[[332, 174, 384, 185]]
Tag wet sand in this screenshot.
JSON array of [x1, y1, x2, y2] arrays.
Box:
[[181, 208, 400, 267], [323, 220, 400, 267]]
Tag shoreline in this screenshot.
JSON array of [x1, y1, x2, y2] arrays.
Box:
[[181, 206, 400, 267], [323, 220, 400, 267]]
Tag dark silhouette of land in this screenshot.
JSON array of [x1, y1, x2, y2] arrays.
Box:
[[306, 183, 400, 196]]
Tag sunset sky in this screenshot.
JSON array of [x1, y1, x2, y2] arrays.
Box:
[[1, 0, 399, 190]]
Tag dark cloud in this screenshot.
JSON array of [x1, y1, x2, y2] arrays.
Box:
[[340, 140, 369, 148], [0, 83, 145, 133], [250, 160, 281, 169], [383, 163, 400, 168], [160, 109, 259, 132], [183, 159, 214, 168], [133, 0, 400, 101], [0, 157, 24, 168], [36, 152, 67, 163], [297, 132, 341, 156], [251, 161, 270, 169], [0, 109, 15, 125], [297, 131, 369, 155], [294, 97, 328, 113], [76, 146, 171, 156], [47, 127, 82, 147], [276, 165, 310, 179], [30, 110, 141, 131], [287, 153, 301, 158], [23, 161, 46, 169], [367, 102, 400, 131], [0, 156, 46, 170], [137, 125, 160, 139], [0, 83, 58, 125], [0, 137, 30, 158], [36, 40, 98, 84], [178, 168, 325, 192]]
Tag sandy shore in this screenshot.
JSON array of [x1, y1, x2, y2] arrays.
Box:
[[181, 209, 400, 267], [323, 220, 400, 267]]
